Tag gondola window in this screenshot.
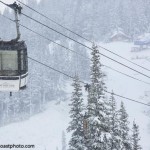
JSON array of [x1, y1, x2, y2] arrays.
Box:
[[0, 50, 18, 76]]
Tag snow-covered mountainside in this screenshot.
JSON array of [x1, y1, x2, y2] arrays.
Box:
[[0, 42, 149, 150]]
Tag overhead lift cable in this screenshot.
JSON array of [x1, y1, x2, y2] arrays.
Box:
[[1, 1, 150, 79], [0, 12, 149, 107], [28, 56, 75, 80], [17, 12, 150, 79], [104, 90, 150, 107], [1, 14, 150, 86], [28, 57, 150, 108], [16, 0, 150, 72], [104, 65, 150, 85]]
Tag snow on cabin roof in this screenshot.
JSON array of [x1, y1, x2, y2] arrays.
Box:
[[110, 30, 130, 39]]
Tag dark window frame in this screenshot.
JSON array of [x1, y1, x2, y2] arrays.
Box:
[[18, 48, 28, 75]]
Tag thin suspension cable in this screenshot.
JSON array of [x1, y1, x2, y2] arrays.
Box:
[[16, 0, 93, 42], [19, 12, 150, 79], [0, 1, 6, 6], [1, 1, 150, 79], [103, 65, 150, 85], [0, 14, 87, 57], [28, 57, 76, 81], [1, 14, 150, 86], [105, 90, 150, 107], [28, 57, 150, 107], [29, 60, 146, 136], [97, 45, 150, 72], [16, 0, 150, 72], [0, 12, 148, 107]]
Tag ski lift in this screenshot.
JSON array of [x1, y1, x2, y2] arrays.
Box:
[[0, 2, 28, 92]]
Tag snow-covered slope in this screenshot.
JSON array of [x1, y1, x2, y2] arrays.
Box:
[[0, 42, 150, 150], [0, 100, 71, 150]]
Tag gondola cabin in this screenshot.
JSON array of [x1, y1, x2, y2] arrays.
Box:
[[0, 41, 28, 91], [0, 2, 28, 92]]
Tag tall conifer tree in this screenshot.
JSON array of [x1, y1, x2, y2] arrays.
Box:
[[132, 121, 142, 150], [86, 44, 109, 150], [67, 75, 85, 150], [119, 102, 131, 150], [108, 92, 121, 150]]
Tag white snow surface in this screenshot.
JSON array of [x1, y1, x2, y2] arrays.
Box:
[[0, 42, 150, 149]]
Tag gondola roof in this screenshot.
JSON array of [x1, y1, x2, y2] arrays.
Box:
[[0, 40, 26, 50]]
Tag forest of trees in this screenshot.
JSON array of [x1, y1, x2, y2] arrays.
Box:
[[67, 44, 142, 150], [1, 0, 150, 41], [29, 0, 150, 41]]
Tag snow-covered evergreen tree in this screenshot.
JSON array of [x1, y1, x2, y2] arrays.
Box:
[[108, 91, 121, 150], [67, 75, 85, 150], [132, 121, 142, 150], [119, 102, 131, 150], [86, 43, 109, 150]]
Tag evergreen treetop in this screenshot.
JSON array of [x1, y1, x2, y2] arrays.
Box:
[[132, 121, 142, 150]]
